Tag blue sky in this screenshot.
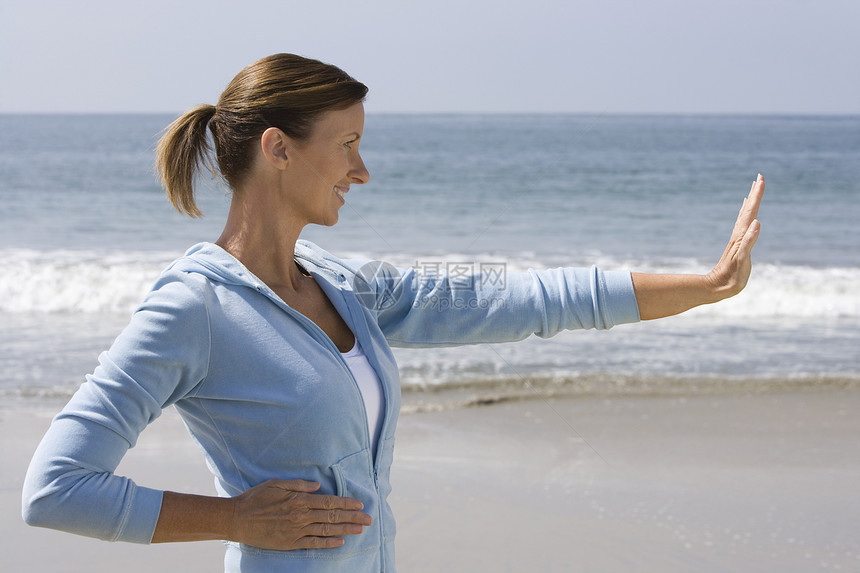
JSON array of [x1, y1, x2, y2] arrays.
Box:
[[1, 0, 857, 114]]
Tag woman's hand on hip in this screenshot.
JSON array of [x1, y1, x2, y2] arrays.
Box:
[[228, 478, 372, 550], [152, 479, 371, 550]]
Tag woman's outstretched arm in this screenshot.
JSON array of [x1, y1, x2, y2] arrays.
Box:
[[631, 174, 764, 320]]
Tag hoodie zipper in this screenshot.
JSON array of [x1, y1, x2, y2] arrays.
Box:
[[254, 273, 388, 571], [292, 258, 391, 571]]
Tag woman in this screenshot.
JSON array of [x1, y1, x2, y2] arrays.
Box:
[[22, 54, 763, 572]]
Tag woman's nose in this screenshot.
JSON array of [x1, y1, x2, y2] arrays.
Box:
[[351, 153, 370, 184]]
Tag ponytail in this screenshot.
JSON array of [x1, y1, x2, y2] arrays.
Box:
[[155, 104, 216, 217], [155, 54, 367, 218]]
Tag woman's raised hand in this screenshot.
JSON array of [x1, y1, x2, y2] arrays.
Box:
[[631, 175, 764, 320], [704, 174, 765, 299]]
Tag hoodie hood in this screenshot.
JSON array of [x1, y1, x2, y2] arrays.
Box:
[[170, 241, 352, 291]]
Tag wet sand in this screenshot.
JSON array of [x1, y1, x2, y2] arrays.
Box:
[[3, 389, 859, 572]]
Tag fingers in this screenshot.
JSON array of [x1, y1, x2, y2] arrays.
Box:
[[271, 478, 322, 493], [291, 520, 370, 550], [286, 501, 372, 551], [302, 521, 367, 537], [725, 174, 764, 250], [747, 173, 764, 216], [304, 508, 373, 527], [287, 504, 372, 550], [267, 479, 365, 511], [736, 174, 764, 231], [300, 492, 366, 513], [738, 218, 761, 256], [292, 535, 350, 550]]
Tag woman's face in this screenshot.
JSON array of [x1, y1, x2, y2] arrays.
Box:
[[285, 102, 369, 227]]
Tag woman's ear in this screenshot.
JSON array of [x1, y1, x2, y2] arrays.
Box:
[[259, 127, 290, 169]]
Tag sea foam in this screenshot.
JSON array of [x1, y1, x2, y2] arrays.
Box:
[[1, 248, 857, 320]]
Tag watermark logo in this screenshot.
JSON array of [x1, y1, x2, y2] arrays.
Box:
[[351, 261, 405, 311], [351, 259, 508, 311], [413, 261, 507, 293], [478, 262, 507, 291], [412, 260, 507, 311]]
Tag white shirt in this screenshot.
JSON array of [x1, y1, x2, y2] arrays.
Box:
[[341, 341, 384, 452]]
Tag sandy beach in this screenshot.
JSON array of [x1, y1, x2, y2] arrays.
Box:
[[4, 388, 858, 572]]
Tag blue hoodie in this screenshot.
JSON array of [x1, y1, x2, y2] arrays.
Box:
[[23, 241, 640, 572]]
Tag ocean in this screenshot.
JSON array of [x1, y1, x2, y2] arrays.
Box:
[[1, 113, 858, 410]]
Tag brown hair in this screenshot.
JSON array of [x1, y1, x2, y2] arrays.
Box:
[[155, 54, 368, 217]]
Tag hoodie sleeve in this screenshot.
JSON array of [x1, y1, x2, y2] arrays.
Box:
[[22, 273, 211, 543], [340, 258, 640, 348]]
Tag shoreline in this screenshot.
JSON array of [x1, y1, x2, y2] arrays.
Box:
[[4, 387, 859, 572], [398, 372, 860, 413], [5, 370, 859, 412]]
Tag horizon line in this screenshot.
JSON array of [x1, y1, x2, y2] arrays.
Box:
[[1, 110, 858, 117]]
